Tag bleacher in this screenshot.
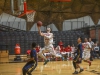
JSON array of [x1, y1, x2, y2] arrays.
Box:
[[0, 31, 88, 55], [0, 24, 25, 31]]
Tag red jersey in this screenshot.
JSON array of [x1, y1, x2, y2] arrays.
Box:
[[27, 50, 31, 55], [36, 47, 40, 52], [65, 47, 72, 52], [60, 47, 66, 52], [59, 41, 63, 46]]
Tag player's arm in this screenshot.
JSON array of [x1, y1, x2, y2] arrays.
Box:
[[37, 26, 44, 36], [91, 42, 94, 50], [82, 43, 85, 47], [88, 42, 92, 49], [58, 46, 61, 51], [27, 57, 34, 62], [27, 51, 37, 62], [44, 33, 53, 39], [79, 44, 83, 58], [92, 42, 94, 45]]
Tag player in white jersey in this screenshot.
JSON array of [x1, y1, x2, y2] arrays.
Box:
[[83, 38, 92, 66], [37, 26, 56, 65]]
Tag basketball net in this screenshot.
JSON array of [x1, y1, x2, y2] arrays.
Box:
[[18, 1, 36, 22], [26, 11, 36, 22]]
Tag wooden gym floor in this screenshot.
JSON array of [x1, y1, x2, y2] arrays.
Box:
[[0, 59, 100, 75]]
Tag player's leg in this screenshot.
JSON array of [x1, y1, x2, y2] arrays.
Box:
[[76, 59, 84, 73], [73, 56, 79, 74], [73, 55, 84, 74], [38, 47, 51, 65], [49, 44, 56, 57], [38, 47, 48, 60], [22, 62, 34, 75], [82, 51, 84, 59], [84, 60, 91, 66], [76, 63, 84, 73], [87, 52, 91, 66], [22, 63, 29, 75], [73, 61, 78, 74], [22, 67, 27, 75], [83, 51, 88, 62], [84, 51, 91, 66], [27, 62, 37, 75], [42, 45, 56, 65]]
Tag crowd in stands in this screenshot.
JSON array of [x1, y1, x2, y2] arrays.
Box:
[[27, 38, 100, 61]]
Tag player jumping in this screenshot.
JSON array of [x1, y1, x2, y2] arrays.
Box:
[[37, 25, 56, 65]]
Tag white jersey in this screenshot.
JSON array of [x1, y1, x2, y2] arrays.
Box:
[[55, 46, 61, 54], [43, 33, 53, 45], [71, 46, 75, 52], [83, 42, 91, 51], [55, 46, 61, 51]]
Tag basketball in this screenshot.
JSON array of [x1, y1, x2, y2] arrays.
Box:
[[37, 21, 42, 27]]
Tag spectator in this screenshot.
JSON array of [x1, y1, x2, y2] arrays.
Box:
[[55, 45, 62, 61], [59, 40, 63, 46], [26, 50, 31, 57], [60, 47, 66, 61], [65, 45, 72, 59], [89, 38, 94, 48], [71, 44, 75, 58], [59, 40, 63, 50], [89, 38, 94, 61], [71, 44, 75, 52], [94, 43, 100, 58], [66, 45, 72, 52], [55, 45, 61, 55], [60, 46, 66, 53]]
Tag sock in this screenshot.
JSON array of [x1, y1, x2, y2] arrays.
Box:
[[75, 68, 78, 72]]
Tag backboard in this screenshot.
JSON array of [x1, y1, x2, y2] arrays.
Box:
[[11, 0, 36, 22], [11, 0, 24, 15]]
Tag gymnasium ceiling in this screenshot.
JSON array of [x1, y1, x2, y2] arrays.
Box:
[[0, 0, 100, 30]]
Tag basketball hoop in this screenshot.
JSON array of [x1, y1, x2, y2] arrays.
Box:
[[18, 0, 36, 22], [26, 10, 36, 22]]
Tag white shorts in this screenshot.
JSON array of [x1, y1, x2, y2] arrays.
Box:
[[40, 44, 56, 56], [83, 50, 90, 60], [61, 52, 66, 55], [44, 53, 51, 56], [56, 54, 62, 57]]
